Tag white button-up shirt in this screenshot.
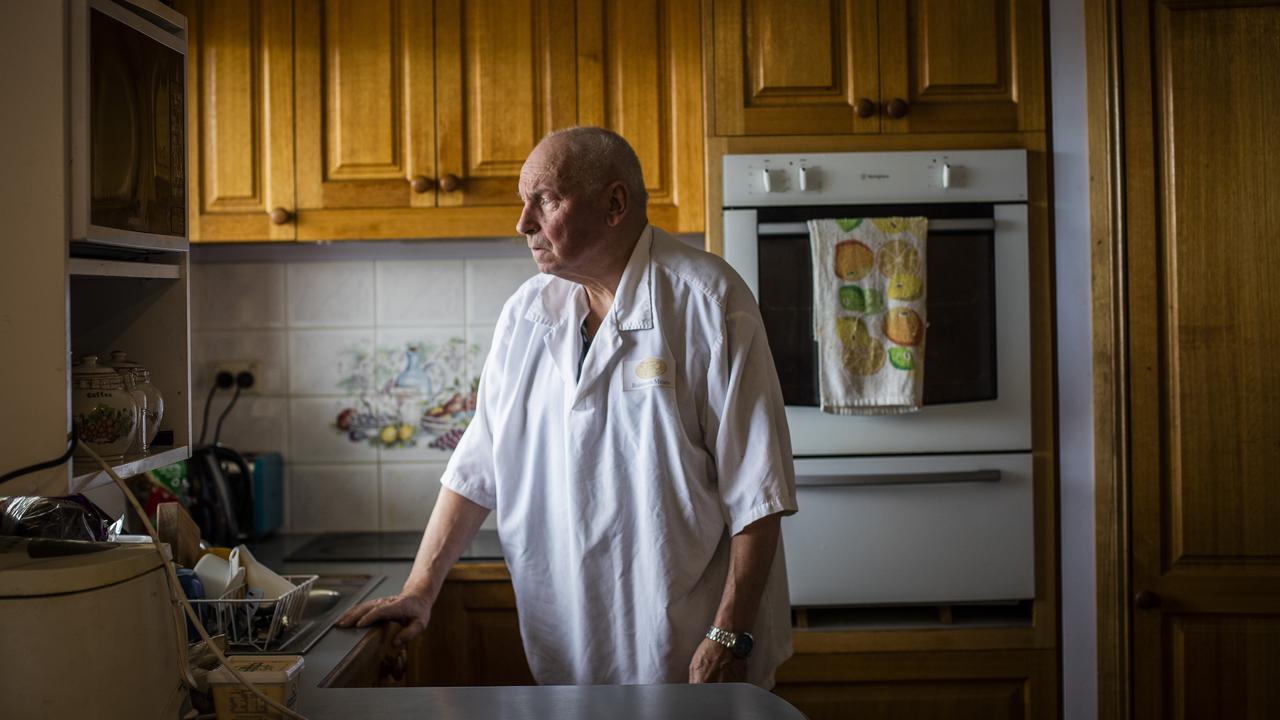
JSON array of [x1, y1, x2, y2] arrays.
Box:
[[441, 225, 798, 686]]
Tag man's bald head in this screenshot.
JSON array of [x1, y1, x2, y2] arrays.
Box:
[[541, 126, 649, 214]]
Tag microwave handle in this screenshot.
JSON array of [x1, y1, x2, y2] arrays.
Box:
[[795, 469, 1001, 487]]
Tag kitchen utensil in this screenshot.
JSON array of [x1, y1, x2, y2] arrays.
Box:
[[193, 550, 236, 597], [236, 544, 295, 600], [104, 351, 165, 451], [156, 502, 202, 568]]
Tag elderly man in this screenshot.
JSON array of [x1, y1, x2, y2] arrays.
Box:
[[338, 127, 797, 687]]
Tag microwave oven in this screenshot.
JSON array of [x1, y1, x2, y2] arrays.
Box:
[[71, 0, 188, 252]]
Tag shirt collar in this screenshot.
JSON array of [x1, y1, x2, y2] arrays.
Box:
[[524, 225, 655, 332]]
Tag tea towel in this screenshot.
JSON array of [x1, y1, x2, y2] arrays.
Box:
[[807, 217, 928, 414]]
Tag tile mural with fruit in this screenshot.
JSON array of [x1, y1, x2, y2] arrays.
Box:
[[333, 337, 481, 451]]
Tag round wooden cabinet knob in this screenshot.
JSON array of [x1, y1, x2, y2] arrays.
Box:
[[1135, 590, 1162, 610], [438, 173, 462, 193], [854, 97, 877, 118], [885, 97, 910, 119], [410, 175, 433, 193], [268, 207, 292, 225]]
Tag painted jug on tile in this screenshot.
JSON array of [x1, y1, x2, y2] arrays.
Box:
[[72, 355, 139, 461]]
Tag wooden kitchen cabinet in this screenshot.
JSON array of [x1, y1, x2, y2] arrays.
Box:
[[774, 648, 1056, 720], [180, 0, 296, 242], [709, 0, 1045, 136], [183, 0, 704, 242]]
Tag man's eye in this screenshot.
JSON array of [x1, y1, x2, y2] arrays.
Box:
[[540, 196, 557, 208]]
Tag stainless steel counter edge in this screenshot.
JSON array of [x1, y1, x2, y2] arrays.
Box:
[[250, 535, 808, 720]]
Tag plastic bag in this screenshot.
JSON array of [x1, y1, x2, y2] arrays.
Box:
[[0, 495, 120, 541]]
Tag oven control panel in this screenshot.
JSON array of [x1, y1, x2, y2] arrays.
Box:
[[723, 149, 1028, 206]]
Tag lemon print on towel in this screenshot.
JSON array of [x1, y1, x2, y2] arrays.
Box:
[[877, 239, 922, 277], [835, 317, 886, 375], [887, 273, 923, 300], [838, 285, 885, 314], [834, 240, 874, 281], [884, 307, 924, 346], [872, 218, 914, 235]]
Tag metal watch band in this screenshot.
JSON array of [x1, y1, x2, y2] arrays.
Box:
[[706, 625, 737, 649]]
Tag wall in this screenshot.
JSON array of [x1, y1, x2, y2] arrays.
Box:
[[189, 240, 537, 533], [1049, 0, 1097, 717], [0, 0, 70, 496]]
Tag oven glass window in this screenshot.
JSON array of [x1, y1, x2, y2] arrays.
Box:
[[759, 230, 998, 406], [91, 8, 185, 237]]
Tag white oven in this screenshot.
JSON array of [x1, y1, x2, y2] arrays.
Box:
[[722, 150, 1035, 606]]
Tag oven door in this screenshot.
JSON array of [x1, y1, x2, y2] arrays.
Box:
[[724, 203, 1030, 456]]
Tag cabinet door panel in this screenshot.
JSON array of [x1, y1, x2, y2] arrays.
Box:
[[878, 0, 1044, 133], [712, 0, 879, 135], [182, 0, 294, 241], [577, 0, 703, 231], [435, 0, 577, 208], [295, 0, 436, 210]]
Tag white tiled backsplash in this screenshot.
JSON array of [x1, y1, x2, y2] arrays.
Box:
[[189, 240, 538, 534]]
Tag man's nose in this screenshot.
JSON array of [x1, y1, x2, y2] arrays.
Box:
[[516, 204, 538, 236]]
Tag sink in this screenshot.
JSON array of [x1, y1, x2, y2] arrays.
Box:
[[302, 588, 343, 620]]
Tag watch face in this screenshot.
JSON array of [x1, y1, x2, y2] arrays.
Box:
[[732, 632, 754, 659]]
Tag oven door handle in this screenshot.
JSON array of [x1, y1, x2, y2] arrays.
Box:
[[795, 469, 1002, 487], [758, 218, 997, 235]]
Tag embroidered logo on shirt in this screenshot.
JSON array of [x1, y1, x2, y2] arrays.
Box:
[[624, 356, 674, 391]]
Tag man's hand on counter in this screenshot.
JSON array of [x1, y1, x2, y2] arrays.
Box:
[[336, 591, 433, 647]]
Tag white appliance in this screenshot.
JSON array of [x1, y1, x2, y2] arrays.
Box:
[[70, 0, 188, 252], [0, 537, 187, 717], [722, 149, 1035, 606]]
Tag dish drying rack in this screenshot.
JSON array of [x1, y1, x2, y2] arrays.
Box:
[[190, 575, 317, 651]]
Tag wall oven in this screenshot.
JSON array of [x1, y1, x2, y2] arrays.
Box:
[[71, 0, 188, 252], [722, 150, 1035, 607]]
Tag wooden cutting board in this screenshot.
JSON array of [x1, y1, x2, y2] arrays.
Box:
[[156, 502, 203, 568]]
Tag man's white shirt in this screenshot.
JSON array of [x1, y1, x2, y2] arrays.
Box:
[[441, 225, 798, 686]]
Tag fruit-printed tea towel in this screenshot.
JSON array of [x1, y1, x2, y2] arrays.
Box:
[[807, 217, 927, 415]]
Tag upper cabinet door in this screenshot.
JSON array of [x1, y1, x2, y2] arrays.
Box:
[[877, 0, 1045, 133], [711, 0, 880, 136], [577, 0, 704, 232], [182, 0, 295, 242], [294, 0, 437, 211], [434, 0, 578, 208]]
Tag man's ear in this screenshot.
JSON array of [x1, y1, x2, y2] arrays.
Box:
[[605, 181, 628, 227]]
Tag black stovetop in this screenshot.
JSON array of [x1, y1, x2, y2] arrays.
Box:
[[284, 530, 503, 562]]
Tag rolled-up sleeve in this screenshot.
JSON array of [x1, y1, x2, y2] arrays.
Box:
[[439, 315, 510, 510], [704, 309, 798, 535]]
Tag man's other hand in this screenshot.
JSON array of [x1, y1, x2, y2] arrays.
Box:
[[688, 637, 747, 683], [335, 591, 433, 647]]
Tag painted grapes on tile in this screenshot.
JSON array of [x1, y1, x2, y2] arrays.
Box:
[[333, 337, 480, 451]]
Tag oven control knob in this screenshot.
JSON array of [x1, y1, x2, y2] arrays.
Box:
[[941, 162, 953, 189], [797, 166, 810, 191], [760, 168, 774, 193]]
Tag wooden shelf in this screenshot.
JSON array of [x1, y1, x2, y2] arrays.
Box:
[[72, 445, 189, 492], [68, 257, 182, 279]]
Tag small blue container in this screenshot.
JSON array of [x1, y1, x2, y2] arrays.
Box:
[[175, 568, 206, 641]]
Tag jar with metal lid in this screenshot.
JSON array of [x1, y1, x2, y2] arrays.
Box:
[[104, 350, 164, 453], [72, 355, 139, 461]]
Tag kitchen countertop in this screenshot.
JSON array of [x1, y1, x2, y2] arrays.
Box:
[[248, 534, 807, 720]]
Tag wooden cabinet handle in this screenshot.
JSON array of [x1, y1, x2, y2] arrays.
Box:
[[1135, 590, 1162, 610], [269, 207, 292, 225], [885, 98, 910, 119], [410, 175, 433, 193], [854, 98, 877, 119], [438, 173, 462, 193]]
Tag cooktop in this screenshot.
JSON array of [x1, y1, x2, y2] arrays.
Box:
[[284, 530, 503, 562]]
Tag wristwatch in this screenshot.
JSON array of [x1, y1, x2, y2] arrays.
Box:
[[706, 625, 754, 659]]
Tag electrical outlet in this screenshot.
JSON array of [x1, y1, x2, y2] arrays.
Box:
[[212, 359, 262, 393]]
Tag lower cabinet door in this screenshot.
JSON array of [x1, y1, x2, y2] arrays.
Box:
[[773, 648, 1055, 720]]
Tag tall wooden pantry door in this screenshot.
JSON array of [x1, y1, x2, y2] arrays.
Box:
[[1094, 1, 1280, 718]]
